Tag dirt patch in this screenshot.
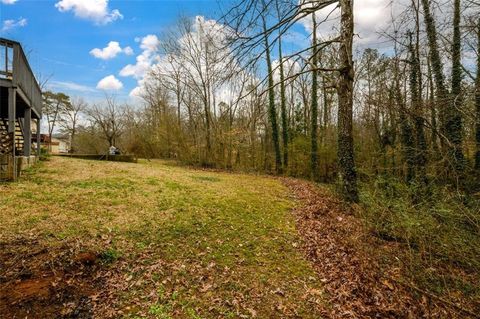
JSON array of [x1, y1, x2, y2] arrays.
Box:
[[0, 237, 114, 319], [9, 276, 54, 300], [283, 178, 478, 319]]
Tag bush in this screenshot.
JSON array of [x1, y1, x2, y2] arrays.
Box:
[[359, 176, 480, 297], [39, 147, 51, 161]]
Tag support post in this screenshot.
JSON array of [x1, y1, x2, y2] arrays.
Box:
[[36, 118, 41, 156], [24, 107, 31, 157], [8, 87, 16, 133], [8, 86, 16, 180]]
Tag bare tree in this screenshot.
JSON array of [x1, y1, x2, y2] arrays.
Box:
[[60, 97, 86, 153], [161, 16, 232, 165], [87, 96, 126, 149]]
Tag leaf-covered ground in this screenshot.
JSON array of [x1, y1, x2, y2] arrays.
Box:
[[284, 179, 479, 318], [0, 157, 325, 318]]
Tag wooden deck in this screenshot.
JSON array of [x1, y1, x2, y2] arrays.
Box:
[[0, 38, 42, 180]]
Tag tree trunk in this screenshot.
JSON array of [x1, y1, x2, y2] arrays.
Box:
[[475, 19, 480, 170], [262, 16, 282, 174], [421, 0, 464, 174], [278, 35, 289, 171], [394, 51, 416, 184], [176, 79, 182, 127], [409, 32, 427, 185], [322, 75, 329, 146], [399, 108, 416, 184], [427, 53, 440, 156], [311, 13, 319, 181], [337, 0, 359, 202], [204, 93, 212, 164], [449, 0, 465, 172], [421, 0, 448, 128]]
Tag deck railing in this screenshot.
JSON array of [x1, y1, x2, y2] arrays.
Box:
[[0, 39, 13, 79], [0, 38, 42, 117]]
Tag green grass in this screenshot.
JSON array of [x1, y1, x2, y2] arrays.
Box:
[[0, 157, 324, 318]]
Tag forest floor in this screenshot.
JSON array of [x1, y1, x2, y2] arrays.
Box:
[[0, 157, 478, 318]]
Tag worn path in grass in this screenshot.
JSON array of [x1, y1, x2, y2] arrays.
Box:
[[0, 157, 325, 318]]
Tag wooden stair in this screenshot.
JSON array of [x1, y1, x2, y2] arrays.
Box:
[[0, 118, 25, 156]]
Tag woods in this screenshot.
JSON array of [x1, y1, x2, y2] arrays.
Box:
[[44, 0, 479, 200]]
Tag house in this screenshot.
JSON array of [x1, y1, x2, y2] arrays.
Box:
[[51, 135, 70, 154], [32, 134, 71, 154]]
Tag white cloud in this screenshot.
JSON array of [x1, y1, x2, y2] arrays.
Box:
[[119, 54, 152, 78], [120, 34, 160, 79], [140, 34, 160, 52], [96, 75, 123, 90], [48, 80, 96, 93], [1, 0, 18, 4], [129, 85, 144, 98], [90, 41, 133, 60], [1, 17, 27, 32], [90, 41, 122, 60], [272, 57, 301, 82], [123, 46, 134, 56], [55, 0, 123, 25], [299, 0, 408, 49]]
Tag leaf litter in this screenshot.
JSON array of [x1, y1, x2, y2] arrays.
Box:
[[282, 177, 479, 319]]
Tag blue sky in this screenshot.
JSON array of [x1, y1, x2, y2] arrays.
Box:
[[0, 0, 236, 101]]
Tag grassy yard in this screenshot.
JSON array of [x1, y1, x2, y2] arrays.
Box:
[[0, 157, 324, 318]]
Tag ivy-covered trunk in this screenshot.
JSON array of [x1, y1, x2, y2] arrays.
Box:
[[408, 32, 427, 185], [475, 20, 480, 170], [449, 0, 465, 172], [337, 0, 358, 202], [262, 16, 282, 174], [311, 13, 319, 181], [421, 0, 464, 175]]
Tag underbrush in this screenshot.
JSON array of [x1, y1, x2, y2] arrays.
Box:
[[39, 147, 52, 161], [359, 176, 480, 305]]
